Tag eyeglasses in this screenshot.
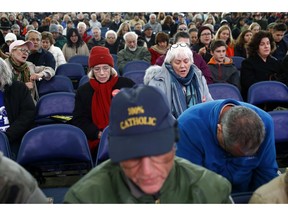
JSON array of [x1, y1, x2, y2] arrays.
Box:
[[201, 33, 212, 37], [92, 66, 110, 73], [121, 150, 174, 169], [107, 37, 115, 39], [178, 28, 187, 31], [14, 48, 31, 55], [170, 43, 188, 50]]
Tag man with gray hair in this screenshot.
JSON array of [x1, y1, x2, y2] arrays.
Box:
[[147, 13, 162, 33], [87, 26, 105, 50], [176, 99, 279, 193], [117, 31, 151, 75], [10, 24, 24, 40], [25, 29, 56, 70]]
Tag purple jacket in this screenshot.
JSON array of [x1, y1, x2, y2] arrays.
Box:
[[155, 50, 214, 84]]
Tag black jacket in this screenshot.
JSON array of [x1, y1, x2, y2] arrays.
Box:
[[4, 81, 36, 155], [27, 48, 56, 70], [71, 77, 135, 141]]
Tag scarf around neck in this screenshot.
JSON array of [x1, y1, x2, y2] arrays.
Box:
[[166, 63, 201, 118], [8, 56, 31, 83]]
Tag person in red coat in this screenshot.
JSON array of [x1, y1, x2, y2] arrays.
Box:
[[148, 32, 170, 65]]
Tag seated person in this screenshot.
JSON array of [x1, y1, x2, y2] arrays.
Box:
[[117, 32, 151, 75], [0, 58, 36, 159], [176, 99, 279, 193], [64, 85, 232, 203], [71, 46, 135, 158], [25, 30, 56, 70], [207, 39, 241, 89]]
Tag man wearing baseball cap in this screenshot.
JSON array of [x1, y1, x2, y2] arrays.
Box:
[[64, 84, 232, 203]]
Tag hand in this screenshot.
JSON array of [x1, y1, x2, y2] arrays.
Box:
[[198, 47, 206, 56], [98, 131, 103, 139], [30, 73, 43, 82], [25, 82, 34, 90]]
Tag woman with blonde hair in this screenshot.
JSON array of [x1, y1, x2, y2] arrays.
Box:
[[214, 25, 235, 57], [116, 22, 131, 51], [249, 22, 261, 35]]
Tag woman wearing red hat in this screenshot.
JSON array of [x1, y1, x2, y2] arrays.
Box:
[[71, 46, 135, 158]]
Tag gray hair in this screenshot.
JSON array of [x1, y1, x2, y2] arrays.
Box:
[[77, 21, 86, 29], [25, 29, 41, 41], [221, 106, 265, 155], [164, 43, 194, 64], [105, 30, 117, 39], [0, 58, 13, 90], [123, 31, 138, 41]]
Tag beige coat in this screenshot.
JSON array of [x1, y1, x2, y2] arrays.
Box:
[[249, 168, 288, 204], [5, 59, 55, 102]]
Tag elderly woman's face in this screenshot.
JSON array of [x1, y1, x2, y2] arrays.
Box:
[[11, 44, 30, 64], [171, 54, 192, 78], [92, 64, 111, 83]]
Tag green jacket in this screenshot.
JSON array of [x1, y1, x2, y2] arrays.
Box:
[[64, 157, 232, 203]]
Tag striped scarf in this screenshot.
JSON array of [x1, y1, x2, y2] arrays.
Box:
[[8, 56, 30, 83], [166, 63, 201, 118]]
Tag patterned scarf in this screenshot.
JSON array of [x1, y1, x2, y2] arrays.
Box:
[[8, 56, 30, 83], [88, 75, 119, 152], [166, 63, 201, 118]]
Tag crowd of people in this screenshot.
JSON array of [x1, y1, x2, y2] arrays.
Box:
[[0, 11, 288, 204]]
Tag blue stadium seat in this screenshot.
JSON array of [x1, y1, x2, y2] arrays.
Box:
[[37, 75, 74, 98], [0, 131, 11, 158], [78, 75, 89, 88], [68, 55, 89, 73], [17, 124, 93, 201], [56, 63, 86, 89], [247, 81, 288, 111], [208, 83, 243, 101], [268, 110, 288, 168], [111, 54, 119, 74], [231, 192, 253, 204], [35, 92, 75, 125], [232, 56, 245, 70], [123, 70, 145, 84], [95, 126, 109, 166], [122, 60, 150, 75]]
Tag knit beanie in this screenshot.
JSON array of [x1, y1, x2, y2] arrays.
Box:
[[89, 46, 114, 68], [197, 26, 213, 38]]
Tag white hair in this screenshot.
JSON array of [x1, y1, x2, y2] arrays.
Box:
[[105, 30, 117, 39], [123, 31, 138, 41], [164, 44, 194, 64], [0, 58, 13, 90]]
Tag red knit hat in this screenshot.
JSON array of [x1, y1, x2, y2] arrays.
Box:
[[89, 46, 114, 68]]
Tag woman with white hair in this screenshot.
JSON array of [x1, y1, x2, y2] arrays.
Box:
[[145, 43, 213, 118], [0, 58, 35, 158]]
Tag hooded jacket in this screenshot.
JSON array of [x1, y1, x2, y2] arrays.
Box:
[[208, 56, 241, 89]]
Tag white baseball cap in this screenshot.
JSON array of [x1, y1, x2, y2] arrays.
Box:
[[9, 40, 34, 53]]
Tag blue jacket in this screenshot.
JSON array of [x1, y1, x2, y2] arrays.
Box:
[[176, 99, 278, 193]]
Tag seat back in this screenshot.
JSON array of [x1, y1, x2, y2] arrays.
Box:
[[111, 54, 119, 74], [0, 132, 11, 158], [268, 110, 288, 167], [208, 83, 243, 101], [17, 124, 93, 187], [232, 56, 245, 70], [35, 92, 75, 125], [78, 75, 89, 88], [37, 75, 74, 97], [123, 70, 145, 84], [122, 60, 150, 75], [247, 81, 288, 111], [95, 126, 110, 166], [68, 55, 89, 73], [56, 63, 86, 89], [231, 192, 253, 204], [100, 27, 109, 38]]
